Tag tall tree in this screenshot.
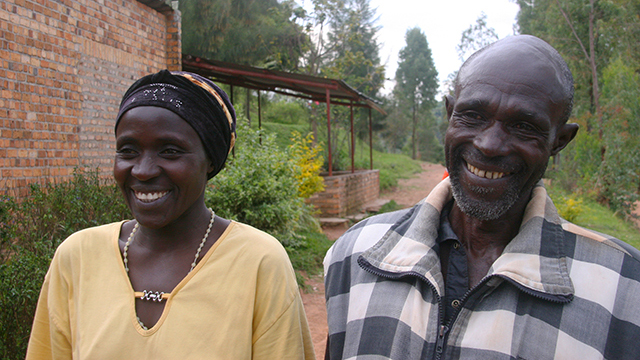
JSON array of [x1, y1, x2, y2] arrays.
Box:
[[181, 0, 308, 70], [394, 27, 438, 160], [515, 0, 637, 133], [516, 0, 640, 214], [456, 12, 500, 62], [323, 0, 385, 97]]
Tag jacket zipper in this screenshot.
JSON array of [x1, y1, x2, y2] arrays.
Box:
[[358, 258, 573, 359], [358, 257, 448, 359]]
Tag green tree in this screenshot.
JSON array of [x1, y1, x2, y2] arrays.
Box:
[[393, 27, 438, 160], [515, 0, 639, 132], [456, 12, 500, 62], [516, 0, 640, 215], [298, 0, 385, 170], [181, 0, 308, 70], [323, 0, 385, 97]]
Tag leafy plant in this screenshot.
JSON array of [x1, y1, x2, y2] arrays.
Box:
[[555, 194, 584, 223], [0, 168, 130, 360], [289, 131, 325, 198], [206, 124, 319, 248]]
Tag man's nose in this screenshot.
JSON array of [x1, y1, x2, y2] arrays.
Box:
[[473, 122, 510, 157], [131, 154, 161, 180]]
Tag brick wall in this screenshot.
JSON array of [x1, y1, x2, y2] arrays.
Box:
[[0, 0, 180, 196], [309, 170, 380, 218]]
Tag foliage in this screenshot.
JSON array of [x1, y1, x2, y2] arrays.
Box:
[[555, 194, 584, 223], [322, 0, 385, 98], [286, 229, 333, 276], [456, 12, 500, 62], [368, 151, 423, 191], [298, 0, 385, 168], [516, 0, 640, 217], [262, 98, 310, 125], [181, 0, 308, 70], [547, 184, 640, 250], [205, 124, 319, 248], [289, 131, 325, 198], [0, 169, 130, 360], [392, 27, 439, 160], [595, 58, 640, 216], [377, 200, 402, 214]]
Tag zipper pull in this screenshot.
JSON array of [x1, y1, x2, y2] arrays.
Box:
[[436, 325, 449, 355]]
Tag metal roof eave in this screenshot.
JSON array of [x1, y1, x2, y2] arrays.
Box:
[[182, 55, 386, 115]]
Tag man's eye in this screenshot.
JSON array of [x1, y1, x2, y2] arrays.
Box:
[[513, 122, 536, 131], [465, 112, 484, 120]]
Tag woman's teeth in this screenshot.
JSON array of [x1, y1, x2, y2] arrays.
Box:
[[467, 164, 506, 179], [134, 191, 168, 202]]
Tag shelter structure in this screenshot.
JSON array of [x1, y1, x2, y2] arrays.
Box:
[[182, 55, 386, 176]]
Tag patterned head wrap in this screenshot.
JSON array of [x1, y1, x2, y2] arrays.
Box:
[[115, 70, 236, 179]]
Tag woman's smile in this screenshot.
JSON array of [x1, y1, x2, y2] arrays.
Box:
[[133, 190, 170, 203]]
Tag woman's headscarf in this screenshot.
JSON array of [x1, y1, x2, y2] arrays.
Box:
[[115, 70, 236, 179]]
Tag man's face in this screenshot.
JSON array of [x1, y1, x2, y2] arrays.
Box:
[[444, 42, 570, 221]]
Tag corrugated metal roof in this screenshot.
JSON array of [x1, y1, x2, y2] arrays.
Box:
[[182, 55, 386, 115]]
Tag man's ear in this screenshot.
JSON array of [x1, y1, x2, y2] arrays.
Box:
[[445, 95, 455, 120], [551, 123, 579, 155]]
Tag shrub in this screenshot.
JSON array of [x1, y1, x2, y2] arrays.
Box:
[[0, 169, 130, 360], [555, 195, 584, 223], [289, 131, 325, 198], [206, 124, 319, 248]]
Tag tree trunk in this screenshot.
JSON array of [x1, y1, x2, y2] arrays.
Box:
[[412, 105, 417, 160], [245, 88, 251, 127], [588, 0, 602, 138]]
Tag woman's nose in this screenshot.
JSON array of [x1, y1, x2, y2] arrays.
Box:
[[131, 154, 161, 180]]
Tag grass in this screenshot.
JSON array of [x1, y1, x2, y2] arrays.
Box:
[[286, 229, 334, 287], [368, 151, 424, 190], [547, 184, 640, 250]]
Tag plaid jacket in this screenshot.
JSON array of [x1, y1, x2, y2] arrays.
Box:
[[324, 179, 640, 360]]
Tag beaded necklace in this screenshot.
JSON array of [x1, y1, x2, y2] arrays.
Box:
[[123, 208, 215, 303]]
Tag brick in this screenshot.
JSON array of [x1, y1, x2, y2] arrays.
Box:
[[1, 0, 179, 196]]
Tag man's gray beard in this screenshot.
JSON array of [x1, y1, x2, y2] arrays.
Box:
[[449, 166, 545, 221], [450, 178, 522, 221]]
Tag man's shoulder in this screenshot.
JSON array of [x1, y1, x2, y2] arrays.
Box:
[[562, 220, 640, 260], [561, 220, 640, 285], [324, 207, 414, 267]]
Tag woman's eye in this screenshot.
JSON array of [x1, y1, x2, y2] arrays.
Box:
[[161, 148, 181, 156], [116, 148, 137, 157]]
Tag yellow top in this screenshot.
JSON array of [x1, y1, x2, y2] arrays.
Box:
[[26, 221, 315, 360]]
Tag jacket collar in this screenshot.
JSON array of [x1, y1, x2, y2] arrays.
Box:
[[359, 178, 574, 300]]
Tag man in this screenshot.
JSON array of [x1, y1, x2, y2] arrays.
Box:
[[324, 35, 640, 360]]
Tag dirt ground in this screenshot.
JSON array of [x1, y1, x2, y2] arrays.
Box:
[[300, 162, 446, 359]]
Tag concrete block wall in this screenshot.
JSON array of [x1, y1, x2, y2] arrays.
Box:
[[309, 170, 380, 218], [0, 0, 180, 196]]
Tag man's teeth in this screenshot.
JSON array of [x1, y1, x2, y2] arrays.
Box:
[[467, 164, 505, 179], [134, 191, 168, 202]]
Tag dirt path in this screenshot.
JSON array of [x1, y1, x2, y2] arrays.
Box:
[[301, 162, 446, 359]]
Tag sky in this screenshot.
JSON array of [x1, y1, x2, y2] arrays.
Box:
[[366, 0, 521, 95]]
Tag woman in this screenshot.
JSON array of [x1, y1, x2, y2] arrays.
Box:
[[26, 70, 315, 359]]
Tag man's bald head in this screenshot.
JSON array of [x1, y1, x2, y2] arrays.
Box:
[[455, 35, 574, 125]]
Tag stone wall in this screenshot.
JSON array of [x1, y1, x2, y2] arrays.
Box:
[[309, 170, 380, 218], [0, 0, 180, 196]]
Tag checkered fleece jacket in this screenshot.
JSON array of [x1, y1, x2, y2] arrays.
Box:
[[324, 179, 640, 360]]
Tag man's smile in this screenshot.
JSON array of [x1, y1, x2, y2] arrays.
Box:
[[466, 163, 509, 180]]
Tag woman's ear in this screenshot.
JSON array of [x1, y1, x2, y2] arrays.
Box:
[[551, 123, 579, 155]]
